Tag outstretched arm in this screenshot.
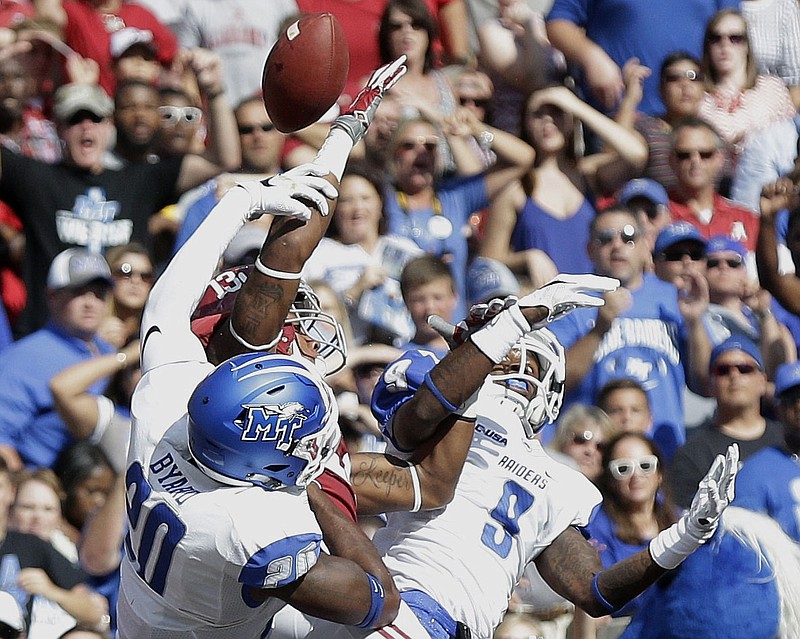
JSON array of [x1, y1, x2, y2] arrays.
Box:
[[538, 445, 739, 616], [757, 178, 800, 314], [206, 58, 408, 363]]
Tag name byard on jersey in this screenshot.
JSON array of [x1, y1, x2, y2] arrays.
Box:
[[150, 453, 201, 504]]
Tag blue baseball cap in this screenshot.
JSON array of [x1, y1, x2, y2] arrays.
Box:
[[710, 336, 764, 372], [618, 178, 669, 207], [654, 222, 707, 255], [466, 257, 520, 305], [774, 361, 800, 398], [706, 235, 746, 258]]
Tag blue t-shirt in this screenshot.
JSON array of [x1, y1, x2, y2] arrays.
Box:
[[0, 322, 114, 467], [733, 445, 800, 543], [385, 175, 489, 319], [546, 0, 739, 115], [511, 196, 595, 275], [549, 274, 688, 459]]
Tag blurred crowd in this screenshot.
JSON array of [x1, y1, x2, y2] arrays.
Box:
[[0, 0, 798, 638]]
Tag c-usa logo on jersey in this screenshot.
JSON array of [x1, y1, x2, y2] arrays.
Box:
[[236, 401, 307, 450]]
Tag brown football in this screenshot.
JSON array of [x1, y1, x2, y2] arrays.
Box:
[[262, 12, 350, 133]]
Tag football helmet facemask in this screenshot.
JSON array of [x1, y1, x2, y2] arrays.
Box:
[[490, 328, 566, 437]]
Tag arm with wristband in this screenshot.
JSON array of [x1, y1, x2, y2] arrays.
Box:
[[205, 57, 408, 360], [346, 274, 619, 516], [535, 444, 739, 616]]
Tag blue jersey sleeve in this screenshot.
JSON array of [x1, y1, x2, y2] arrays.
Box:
[[370, 349, 441, 451]]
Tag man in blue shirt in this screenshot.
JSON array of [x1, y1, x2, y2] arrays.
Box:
[[548, 205, 711, 460], [0, 248, 115, 469], [733, 360, 800, 541]]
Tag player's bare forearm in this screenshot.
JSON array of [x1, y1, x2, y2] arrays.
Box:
[[349, 453, 416, 516], [265, 553, 399, 628], [535, 527, 666, 617], [306, 483, 400, 624], [393, 341, 493, 450]]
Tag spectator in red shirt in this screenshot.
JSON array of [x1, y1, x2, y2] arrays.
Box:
[[667, 116, 759, 268]]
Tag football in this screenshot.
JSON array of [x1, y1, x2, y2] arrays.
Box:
[[262, 12, 350, 133]]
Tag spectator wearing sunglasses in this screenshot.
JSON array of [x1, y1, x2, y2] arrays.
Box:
[[613, 52, 710, 194], [574, 432, 678, 637], [667, 117, 760, 266], [481, 86, 647, 290], [96, 243, 154, 349], [668, 336, 782, 509], [549, 205, 712, 462], [699, 10, 796, 172], [652, 222, 708, 289], [704, 235, 795, 381], [550, 404, 619, 482]]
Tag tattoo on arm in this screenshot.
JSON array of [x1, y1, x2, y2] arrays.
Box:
[[234, 281, 286, 338], [350, 455, 413, 507]]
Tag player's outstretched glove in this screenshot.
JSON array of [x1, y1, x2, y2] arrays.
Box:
[[428, 296, 518, 350], [649, 444, 739, 570], [516, 274, 620, 329], [237, 163, 339, 220], [332, 55, 407, 144]]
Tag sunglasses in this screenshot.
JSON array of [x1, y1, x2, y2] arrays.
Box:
[[706, 256, 743, 269], [712, 362, 760, 377], [593, 224, 637, 247], [238, 122, 276, 135], [570, 430, 605, 449], [459, 96, 490, 109], [609, 455, 658, 480], [674, 148, 717, 161], [113, 263, 154, 284], [660, 249, 705, 262], [398, 136, 439, 152], [709, 32, 747, 45], [159, 105, 202, 126], [66, 110, 105, 126], [663, 69, 703, 83]]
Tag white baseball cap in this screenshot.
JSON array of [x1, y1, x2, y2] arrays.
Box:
[[47, 248, 114, 291]]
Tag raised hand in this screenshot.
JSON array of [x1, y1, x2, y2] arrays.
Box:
[[428, 296, 518, 349], [517, 274, 620, 329], [686, 443, 739, 537], [333, 56, 408, 143], [238, 163, 339, 220]]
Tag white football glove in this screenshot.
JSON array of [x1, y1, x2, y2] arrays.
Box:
[[237, 163, 339, 220], [428, 296, 517, 350], [332, 55, 407, 143], [517, 274, 620, 329], [650, 444, 739, 570]]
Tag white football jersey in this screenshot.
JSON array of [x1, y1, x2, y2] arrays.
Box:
[[118, 361, 326, 639], [372, 381, 601, 639]]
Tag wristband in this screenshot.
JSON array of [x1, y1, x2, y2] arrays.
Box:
[[355, 573, 386, 628], [591, 574, 618, 614], [469, 304, 529, 364], [405, 462, 422, 513], [423, 371, 459, 412], [228, 321, 282, 351], [648, 516, 708, 570], [254, 256, 302, 280]]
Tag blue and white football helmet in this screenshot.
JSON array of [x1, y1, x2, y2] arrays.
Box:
[[490, 328, 566, 438], [187, 353, 340, 490]]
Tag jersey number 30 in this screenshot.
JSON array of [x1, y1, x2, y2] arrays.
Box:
[[482, 480, 534, 558], [125, 462, 186, 595]]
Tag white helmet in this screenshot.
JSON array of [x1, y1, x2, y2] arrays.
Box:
[[490, 328, 566, 438]]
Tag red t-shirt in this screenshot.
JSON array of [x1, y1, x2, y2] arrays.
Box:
[[63, 1, 178, 95], [668, 193, 759, 252]]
